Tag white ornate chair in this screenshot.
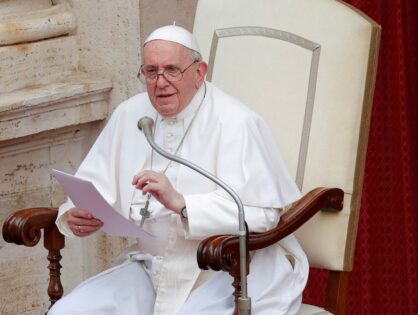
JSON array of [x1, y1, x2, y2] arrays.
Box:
[[193, 0, 380, 314], [2, 0, 380, 314]]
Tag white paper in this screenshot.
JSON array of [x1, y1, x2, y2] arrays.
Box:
[[53, 169, 154, 238]]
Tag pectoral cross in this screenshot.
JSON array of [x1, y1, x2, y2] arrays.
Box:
[[139, 193, 151, 228]]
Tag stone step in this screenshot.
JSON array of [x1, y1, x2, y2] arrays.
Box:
[[0, 35, 79, 93], [0, 4, 77, 46], [0, 0, 51, 16], [0, 73, 112, 142]]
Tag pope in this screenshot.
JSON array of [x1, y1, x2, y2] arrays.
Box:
[[49, 25, 309, 315]]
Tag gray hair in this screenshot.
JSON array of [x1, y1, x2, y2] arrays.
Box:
[[190, 49, 202, 62]]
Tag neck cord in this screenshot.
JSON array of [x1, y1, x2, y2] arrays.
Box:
[[131, 83, 207, 226], [151, 83, 207, 174]]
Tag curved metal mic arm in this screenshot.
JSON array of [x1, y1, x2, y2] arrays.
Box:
[[138, 116, 251, 314]]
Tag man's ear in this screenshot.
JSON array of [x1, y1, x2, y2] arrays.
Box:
[[195, 61, 208, 88]]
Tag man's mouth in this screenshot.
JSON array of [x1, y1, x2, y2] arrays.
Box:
[[157, 93, 175, 98]]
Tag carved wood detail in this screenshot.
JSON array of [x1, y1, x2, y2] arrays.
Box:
[[197, 187, 344, 313], [3, 208, 57, 246], [2, 208, 65, 310], [46, 248, 64, 311]]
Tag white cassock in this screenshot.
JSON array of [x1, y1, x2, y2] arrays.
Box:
[[50, 82, 309, 315]]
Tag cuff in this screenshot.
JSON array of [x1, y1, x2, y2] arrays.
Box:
[[55, 201, 76, 238]]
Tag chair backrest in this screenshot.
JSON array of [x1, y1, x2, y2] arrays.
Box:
[[193, 0, 380, 272]]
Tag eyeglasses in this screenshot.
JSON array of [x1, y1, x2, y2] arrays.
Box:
[[138, 60, 198, 84]]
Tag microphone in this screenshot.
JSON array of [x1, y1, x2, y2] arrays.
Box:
[[137, 116, 154, 138], [138, 116, 251, 314]]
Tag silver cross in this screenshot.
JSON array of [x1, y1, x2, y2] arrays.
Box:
[[139, 194, 151, 228]]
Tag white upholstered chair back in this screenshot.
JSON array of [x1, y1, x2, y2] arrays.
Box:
[[193, 0, 380, 272]]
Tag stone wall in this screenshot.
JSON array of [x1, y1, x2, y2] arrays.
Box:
[[0, 0, 141, 313], [139, 0, 198, 44], [0, 0, 198, 313]]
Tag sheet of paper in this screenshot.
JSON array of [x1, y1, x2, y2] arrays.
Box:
[[53, 169, 154, 238]]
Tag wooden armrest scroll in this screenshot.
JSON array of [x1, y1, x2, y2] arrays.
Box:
[[3, 207, 58, 246], [197, 187, 344, 314], [2, 208, 65, 311]]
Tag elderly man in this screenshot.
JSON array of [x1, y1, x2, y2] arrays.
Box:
[[49, 25, 308, 315]]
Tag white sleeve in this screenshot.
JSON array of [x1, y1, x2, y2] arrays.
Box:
[[55, 198, 76, 237], [181, 191, 280, 240], [54, 104, 125, 237]]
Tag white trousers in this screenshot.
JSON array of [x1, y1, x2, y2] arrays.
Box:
[[48, 262, 155, 315], [49, 245, 306, 315]]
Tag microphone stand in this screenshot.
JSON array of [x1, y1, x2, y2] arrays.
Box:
[[138, 117, 251, 314]]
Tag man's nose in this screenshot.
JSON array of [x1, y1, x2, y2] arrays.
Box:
[[156, 71, 170, 88]]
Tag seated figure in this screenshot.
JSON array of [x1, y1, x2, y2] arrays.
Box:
[[49, 25, 308, 315]]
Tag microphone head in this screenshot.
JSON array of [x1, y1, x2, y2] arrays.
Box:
[[137, 116, 155, 132]]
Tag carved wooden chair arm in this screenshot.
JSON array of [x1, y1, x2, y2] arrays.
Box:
[[249, 187, 344, 250], [197, 187, 344, 313], [198, 187, 343, 271], [2, 208, 65, 311], [3, 207, 59, 246]]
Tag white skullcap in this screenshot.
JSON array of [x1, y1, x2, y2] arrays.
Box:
[[144, 25, 201, 54]]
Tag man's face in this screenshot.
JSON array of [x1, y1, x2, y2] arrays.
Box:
[[142, 40, 207, 117]]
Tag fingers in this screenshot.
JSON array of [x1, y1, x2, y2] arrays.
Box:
[[70, 221, 102, 237], [69, 208, 94, 220], [132, 171, 165, 196], [132, 171, 148, 185], [68, 209, 102, 227], [141, 181, 157, 195], [131, 171, 185, 212], [132, 171, 160, 188], [67, 208, 103, 237], [72, 224, 101, 237], [132, 171, 163, 183]]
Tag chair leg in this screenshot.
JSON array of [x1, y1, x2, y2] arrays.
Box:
[[231, 271, 242, 315], [324, 271, 350, 315], [44, 225, 65, 311]]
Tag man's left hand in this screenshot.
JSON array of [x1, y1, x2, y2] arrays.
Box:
[[132, 171, 185, 214]]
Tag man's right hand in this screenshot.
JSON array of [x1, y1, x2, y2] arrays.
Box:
[[65, 208, 103, 237]]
